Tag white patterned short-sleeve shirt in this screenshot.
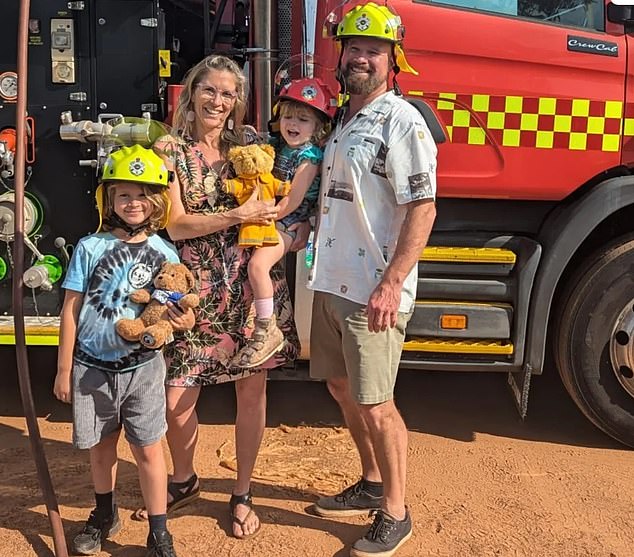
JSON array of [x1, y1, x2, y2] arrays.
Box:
[[308, 91, 437, 313]]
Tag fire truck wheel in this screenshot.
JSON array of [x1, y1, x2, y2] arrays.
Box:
[[554, 233, 634, 448]]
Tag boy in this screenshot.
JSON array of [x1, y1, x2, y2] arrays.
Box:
[[53, 145, 192, 556]]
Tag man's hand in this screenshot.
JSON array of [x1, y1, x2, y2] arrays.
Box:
[[366, 281, 401, 332], [287, 220, 311, 252], [167, 301, 196, 331]]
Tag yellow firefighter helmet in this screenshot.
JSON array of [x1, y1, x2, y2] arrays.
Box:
[[336, 2, 405, 43], [101, 144, 169, 186]]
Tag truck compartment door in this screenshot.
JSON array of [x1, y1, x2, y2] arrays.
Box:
[[396, 0, 625, 200]]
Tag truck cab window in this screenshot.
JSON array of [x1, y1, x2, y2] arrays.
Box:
[[424, 0, 605, 31]]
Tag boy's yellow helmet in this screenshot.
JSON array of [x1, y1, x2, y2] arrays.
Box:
[[96, 145, 171, 232], [336, 2, 405, 43], [101, 144, 169, 186]]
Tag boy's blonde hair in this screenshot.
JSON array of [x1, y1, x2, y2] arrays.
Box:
[[278, 100, 332, 145], [101, 182, 169, 235]]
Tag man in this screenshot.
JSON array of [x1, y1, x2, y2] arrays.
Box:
[[307, 3, 437, 556]]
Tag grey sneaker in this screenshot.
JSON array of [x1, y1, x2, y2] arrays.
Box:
[[72, 506, 122, 555], [313, 479, 383, 517], [350, 509, 412, 557], [232, 315, 285, 369]]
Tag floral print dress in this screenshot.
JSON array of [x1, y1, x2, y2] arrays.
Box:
[[162, 136, 299, 386]]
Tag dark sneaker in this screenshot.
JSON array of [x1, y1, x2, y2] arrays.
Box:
[[146, 530, 177, 557], [350, 509, 412, 557], [313, 479, 382, 517], [72, 506, 122, 555]]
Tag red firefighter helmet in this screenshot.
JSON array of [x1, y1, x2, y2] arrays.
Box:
[[276, 77, 338, 120]]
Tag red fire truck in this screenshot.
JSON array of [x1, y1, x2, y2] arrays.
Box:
[[3, 0, 634, 447]]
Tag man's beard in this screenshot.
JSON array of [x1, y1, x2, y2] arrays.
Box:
[[342, 64, 384, 95]]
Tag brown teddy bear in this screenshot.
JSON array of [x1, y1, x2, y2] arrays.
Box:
[[224, 143, 290, 247], [116, 262, 199, 349]]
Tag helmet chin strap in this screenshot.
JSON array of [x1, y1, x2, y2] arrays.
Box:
[[336, 50, 347, 99], [104, 214, 150, 238], [392, 65, 402, 96], [391, 46, 403, 96]]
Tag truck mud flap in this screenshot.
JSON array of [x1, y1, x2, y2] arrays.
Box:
[[507, 364, 532, 418]]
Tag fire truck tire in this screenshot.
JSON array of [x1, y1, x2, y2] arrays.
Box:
[[554, 233, 634, 448]]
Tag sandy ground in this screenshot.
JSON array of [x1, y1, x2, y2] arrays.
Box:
[[1, 347, 633, 557]]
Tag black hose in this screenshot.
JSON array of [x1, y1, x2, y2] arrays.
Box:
[[14, 1, 68, 555]]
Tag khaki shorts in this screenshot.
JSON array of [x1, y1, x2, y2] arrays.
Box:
[[309, 291, 412, 404]]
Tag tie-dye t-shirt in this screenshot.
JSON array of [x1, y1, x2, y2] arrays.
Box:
[[62, 232, 179, 371]]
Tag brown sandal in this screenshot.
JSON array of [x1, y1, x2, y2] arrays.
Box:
[[229, 490, 261, 540], [132, 474, 200, 521]]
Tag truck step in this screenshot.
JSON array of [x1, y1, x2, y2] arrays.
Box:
[[421, 245, 516, 264], [420, 246, 516, 276], [0, 316, 60, 345], [403, 337, 514, 355]]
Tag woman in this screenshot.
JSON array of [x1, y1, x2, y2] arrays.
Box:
[[143, 54, 300, 539]]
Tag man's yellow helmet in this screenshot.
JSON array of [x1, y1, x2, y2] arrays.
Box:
[[335, 2, 405, 43], [96, 145, 171, 231]]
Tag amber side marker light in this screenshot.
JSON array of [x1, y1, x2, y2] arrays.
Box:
[[440, 314, 467, 329]]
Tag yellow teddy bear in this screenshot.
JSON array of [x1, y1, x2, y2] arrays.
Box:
[[224, 143, 290, 247]]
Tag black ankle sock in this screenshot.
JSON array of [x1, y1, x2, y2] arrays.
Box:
[[148, 514, 167, 535], [95, 491, 115, 516], [361, 478, 384, 497]]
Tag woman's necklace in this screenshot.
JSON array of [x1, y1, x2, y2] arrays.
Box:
[[190, 142, 227, 207], [192, 138, 221, 164]]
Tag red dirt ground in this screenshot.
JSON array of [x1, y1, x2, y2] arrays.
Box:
[[1, 348, 632, 556]]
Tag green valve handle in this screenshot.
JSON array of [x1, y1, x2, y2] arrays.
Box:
[[23, 254, 63, 290], [40, 255, 63, 284], [0, 256, 6, 281]]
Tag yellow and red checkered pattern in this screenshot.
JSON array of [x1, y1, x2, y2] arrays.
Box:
[[409, 91, 634, 152]]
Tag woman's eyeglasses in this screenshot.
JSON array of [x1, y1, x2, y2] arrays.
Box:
[[197, 85, 237, 104]]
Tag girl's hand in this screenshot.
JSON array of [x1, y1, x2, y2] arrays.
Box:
[[53, 371, 72, 404], [167, 302, 196, 331], [233, 190, 279, 224]]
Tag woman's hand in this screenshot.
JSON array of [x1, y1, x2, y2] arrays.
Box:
[[232, 190, 279, 224], [167, 301, 196, 331]]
